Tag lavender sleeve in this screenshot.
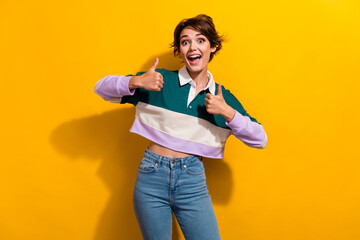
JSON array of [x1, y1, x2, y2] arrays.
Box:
[[226, 111, 268, 149], [94, 75, 135, 103]]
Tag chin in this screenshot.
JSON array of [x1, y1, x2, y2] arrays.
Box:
[[186, 63, 206, 74]]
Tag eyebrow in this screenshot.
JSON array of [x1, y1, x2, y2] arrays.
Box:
[[180, 33, 204, 40]]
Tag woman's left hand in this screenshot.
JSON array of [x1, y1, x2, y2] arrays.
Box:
[[205, 84, 236, 122]]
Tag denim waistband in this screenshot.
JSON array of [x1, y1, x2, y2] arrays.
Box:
[[144, 148, 202, 166]]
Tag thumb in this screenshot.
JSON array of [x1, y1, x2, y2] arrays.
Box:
[[149, 57, 159, 71], [217, 83, 223, 96]]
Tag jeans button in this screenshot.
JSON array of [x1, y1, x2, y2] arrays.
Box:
[[172, 160, 176, 164]]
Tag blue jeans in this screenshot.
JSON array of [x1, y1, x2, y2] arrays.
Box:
[[133, 148, 221, 240]]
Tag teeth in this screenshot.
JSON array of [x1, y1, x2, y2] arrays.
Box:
[[188, 55, 201, 59]]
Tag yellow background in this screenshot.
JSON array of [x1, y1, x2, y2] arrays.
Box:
[[1, 0, 359, 239]]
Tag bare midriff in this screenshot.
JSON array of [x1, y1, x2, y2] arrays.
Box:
[[148, 142, 191, 158]]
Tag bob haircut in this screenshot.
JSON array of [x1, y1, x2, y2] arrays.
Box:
[[171, 14, 224, 62]]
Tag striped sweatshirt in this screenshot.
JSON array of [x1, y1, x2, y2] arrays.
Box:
[[94, 66, 267, 158]]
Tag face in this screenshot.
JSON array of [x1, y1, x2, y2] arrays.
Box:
[[178, 27, 217, 75]]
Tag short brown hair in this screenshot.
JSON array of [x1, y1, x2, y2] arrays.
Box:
[[171, 14, 224, 62]]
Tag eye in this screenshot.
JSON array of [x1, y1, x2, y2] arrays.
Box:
[[181, 40, 189, 46], [198, 38, 205, 43]]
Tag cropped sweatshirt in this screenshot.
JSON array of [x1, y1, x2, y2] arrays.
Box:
[[94, 66, 267, 158]]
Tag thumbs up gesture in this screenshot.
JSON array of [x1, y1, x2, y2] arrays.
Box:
[[129, 58, 164, 91], [205, 83, 236, 122]]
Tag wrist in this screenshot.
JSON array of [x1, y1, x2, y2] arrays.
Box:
[[223, 105, 236, 122], [129, 76, 141, 89]]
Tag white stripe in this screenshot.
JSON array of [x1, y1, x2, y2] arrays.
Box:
[[135, 102, 232, 148], [103, 97, 122, 103]]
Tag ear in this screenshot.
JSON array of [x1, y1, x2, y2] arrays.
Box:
[[211, 46, 217, 53]]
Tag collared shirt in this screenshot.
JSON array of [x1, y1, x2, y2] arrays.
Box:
[[94, 67, 267, 158]]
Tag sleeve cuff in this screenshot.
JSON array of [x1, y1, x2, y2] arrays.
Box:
[[117, 76, 135, 96], [225, 111, 246, 131], [226, 111, 267, 149]]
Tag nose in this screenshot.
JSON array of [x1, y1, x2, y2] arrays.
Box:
[[189, 42, 197, 51]]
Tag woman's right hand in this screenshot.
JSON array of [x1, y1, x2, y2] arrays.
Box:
[[129, 58, 164, 91]]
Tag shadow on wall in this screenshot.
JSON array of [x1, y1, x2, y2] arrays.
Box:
[[50, 53, 233, 240]]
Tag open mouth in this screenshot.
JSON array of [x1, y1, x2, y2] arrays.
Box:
[[187, 54, 202, 64]]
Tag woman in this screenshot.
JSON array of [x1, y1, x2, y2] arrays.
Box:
[[95, 14, 267, 240]]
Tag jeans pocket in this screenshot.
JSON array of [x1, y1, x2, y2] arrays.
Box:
[[184, 159, 205, 175], [138, 158, 158, 174]]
